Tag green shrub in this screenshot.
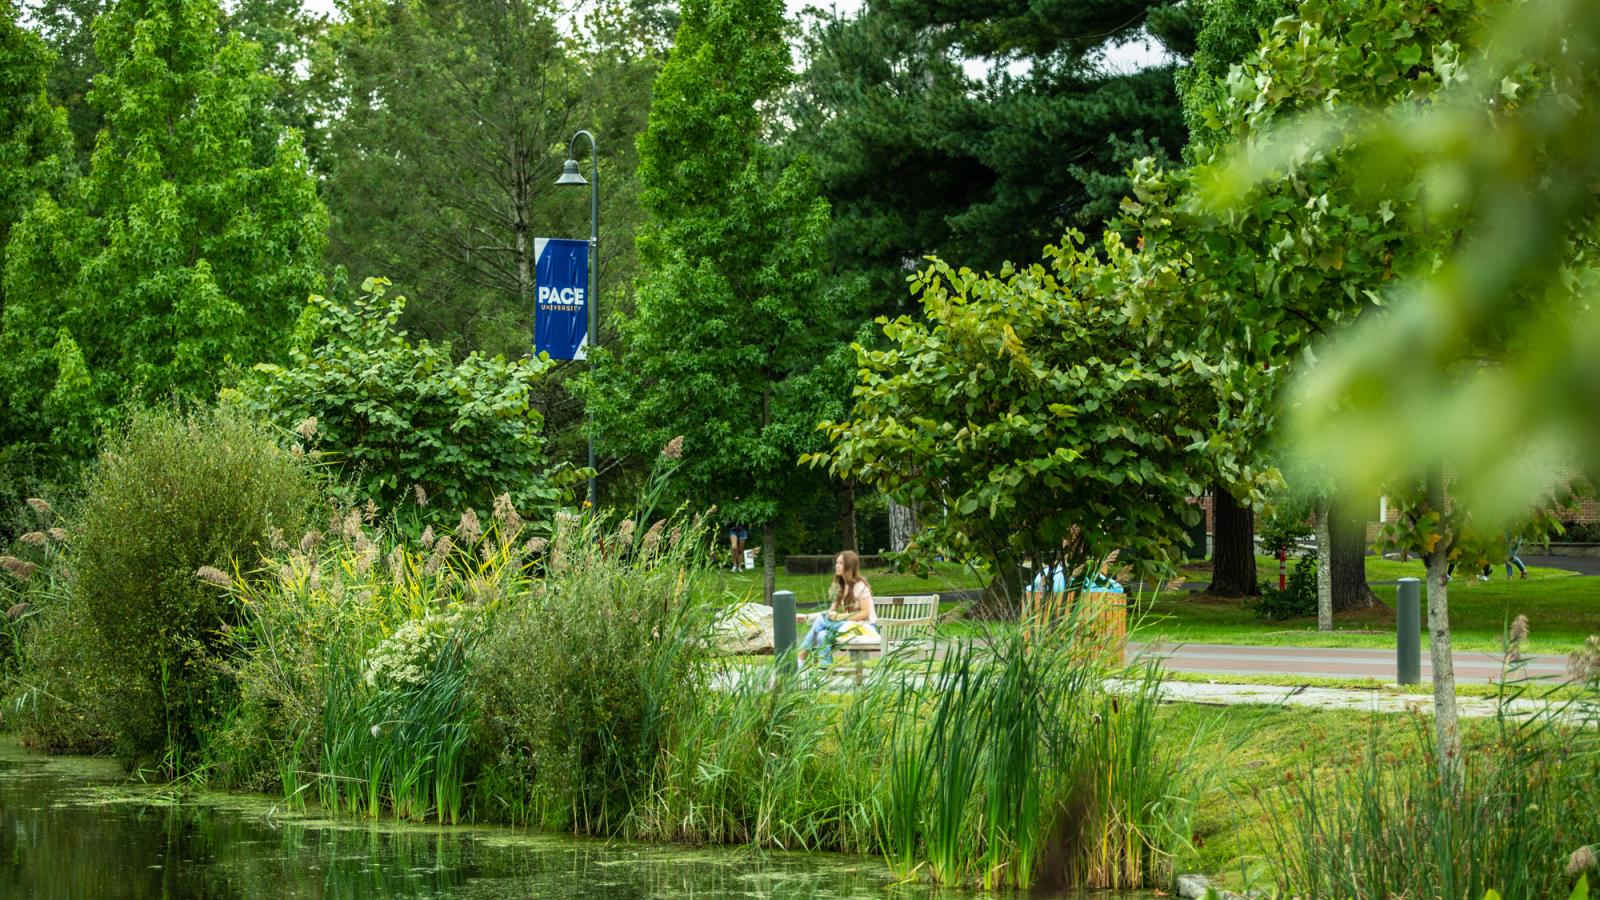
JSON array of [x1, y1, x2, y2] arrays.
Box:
[[470, 508, 720, 833], [226, 277, 561, 516], [1250, 552, 1318, 620], [73, 407, 315, 768]]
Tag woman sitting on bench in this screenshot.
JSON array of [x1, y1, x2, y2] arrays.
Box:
[[797, 550, 877, 667]]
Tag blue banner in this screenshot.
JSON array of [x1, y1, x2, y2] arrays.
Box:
[[534, 238, 589, 360]]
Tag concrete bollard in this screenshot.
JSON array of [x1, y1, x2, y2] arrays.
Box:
[[772, 590, 797, 675], [1396, 577, 1421, 685]]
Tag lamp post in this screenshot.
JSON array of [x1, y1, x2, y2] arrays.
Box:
[[556, 130, 599, 509]]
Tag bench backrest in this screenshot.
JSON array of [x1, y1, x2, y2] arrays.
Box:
[[874, 594, 938, 649]]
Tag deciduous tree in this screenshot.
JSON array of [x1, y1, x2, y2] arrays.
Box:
[[811, 234, 1238, 616], [0, 0, 326, 469]]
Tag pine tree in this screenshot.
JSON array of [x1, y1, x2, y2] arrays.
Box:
[[0, 0, 326, 466], [789, 0, 1191, 308], [584, 0, 844, 602]]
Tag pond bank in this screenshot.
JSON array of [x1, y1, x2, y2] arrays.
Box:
[[0, 738, 1158, 899]]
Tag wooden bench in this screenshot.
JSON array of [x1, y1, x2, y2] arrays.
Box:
[[838, 594, 939, 682]]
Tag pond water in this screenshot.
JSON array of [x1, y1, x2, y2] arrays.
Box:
[[0, 740, 1156, 899]]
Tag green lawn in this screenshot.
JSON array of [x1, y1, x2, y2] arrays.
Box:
[[1241, 553, 1573, 584], [1142, 564, 1598, 654], [711, 560, 987, 609]]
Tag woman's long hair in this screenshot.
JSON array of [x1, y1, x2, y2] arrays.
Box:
[[832, 550, 864, 612]]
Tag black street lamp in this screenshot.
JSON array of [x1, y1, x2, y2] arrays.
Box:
[[557, 130, 599, 509]]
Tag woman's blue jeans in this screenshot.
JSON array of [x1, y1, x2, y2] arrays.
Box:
[[799, 614, 848, 664]]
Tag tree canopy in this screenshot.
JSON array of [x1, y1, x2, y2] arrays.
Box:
[[788, 0, 1192, 308], [583, 0, 847, 596], [0, 0, 326, 470], [811, 233, 1231, 611]]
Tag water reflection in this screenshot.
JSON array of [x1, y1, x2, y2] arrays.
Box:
[[0, 742, 924, 899]]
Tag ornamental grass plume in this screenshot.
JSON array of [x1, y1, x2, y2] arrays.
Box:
[[413, 483, 429, 507], [1569, 635, 1600, 683], [18, 531, 47, 546], [619, 518, 637, 543], [425, 536, 453, 576], [195, 565, 233, 587], [421, 525, 436, 549], [356, 540, 380, 575], [364, 499, 379, 524], [1570, 846, 1597, 876], [492, 493, 521, 533], [457, 508, 482, 544], [1506, 614, 1530, 663], [296, 416, 319, 441], [6, 602, 28, 620], [0, 556, 38, 579], [47, 527, 68, 542], [24, 498, 51, 516], [642, 519, 666, 553], [299, 530, 324, 554], [662, 435, 684, 460], [522, 536, 548, 556], [341, 509, 363, 541]]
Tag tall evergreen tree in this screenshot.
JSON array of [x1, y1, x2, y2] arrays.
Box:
[[789, 0, 1190, 308], [0, 0, 326, 466], [584, 0, 844, 602]]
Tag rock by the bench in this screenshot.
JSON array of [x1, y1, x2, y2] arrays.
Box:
[[715, 602, 774, 654]]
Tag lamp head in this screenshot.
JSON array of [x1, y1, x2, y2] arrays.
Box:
[[555, 159, 588, 186]]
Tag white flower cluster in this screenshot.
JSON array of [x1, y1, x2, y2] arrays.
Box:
[[362, 614, 452, 690]]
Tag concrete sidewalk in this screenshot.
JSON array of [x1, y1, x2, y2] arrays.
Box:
[[1128, 641, 1572, 684], [1143, 679, 1578, 719]]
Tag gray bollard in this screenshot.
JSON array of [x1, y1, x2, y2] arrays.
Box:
[[1396, 577, 1421, 685], [772, 590, 797, 675]]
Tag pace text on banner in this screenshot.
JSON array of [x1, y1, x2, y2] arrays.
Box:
[[534, 237, 589, 360]]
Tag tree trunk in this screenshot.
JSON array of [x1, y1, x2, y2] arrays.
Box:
[[975, 549, 1024, 619], [1315, 497, 1333, 632], [839, 480, 857, 552], [763, 521, 776, 607], [1329, 489, 1380, 612], [1424, 466, 1460, 786], [1207, 486, 1258, 597], [888, 500, 917, 552]]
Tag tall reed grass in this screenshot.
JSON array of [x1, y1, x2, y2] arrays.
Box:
[[1263, 629, 1600, 898], [626, 611, 1200, 893], [210, 497, 530, 817]]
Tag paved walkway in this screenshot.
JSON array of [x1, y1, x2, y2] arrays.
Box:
[[1142, 679, 1577, 719], [1128, 642, 1572, 684]]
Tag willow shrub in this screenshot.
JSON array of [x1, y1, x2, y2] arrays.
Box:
[[470, 509, 721, 833], [67, 408, 316, 767]]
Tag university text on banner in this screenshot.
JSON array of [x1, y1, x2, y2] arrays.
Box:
[[534, 237, 589, 360]]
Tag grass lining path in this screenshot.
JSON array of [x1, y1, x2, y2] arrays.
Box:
[[1139, 569, 1596, 654]]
